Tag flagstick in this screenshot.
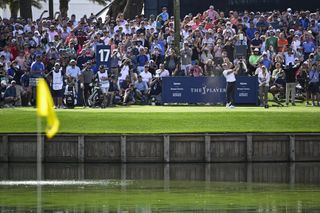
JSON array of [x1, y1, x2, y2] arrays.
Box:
[[37, 115, 42, 213]]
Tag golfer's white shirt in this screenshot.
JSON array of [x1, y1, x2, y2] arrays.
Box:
[[223, 69, 236, 82]]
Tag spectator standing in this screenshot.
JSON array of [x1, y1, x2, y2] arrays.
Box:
[[307, 63, 320, 106], [180, 42, 193, 76], [49, 62, 65, 108]]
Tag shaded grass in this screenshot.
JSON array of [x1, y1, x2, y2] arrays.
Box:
[[0, 106, 320, 133]]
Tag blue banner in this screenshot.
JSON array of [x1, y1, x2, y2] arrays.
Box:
[[162, 76, 258, 105], [95, 45, 111, 68]]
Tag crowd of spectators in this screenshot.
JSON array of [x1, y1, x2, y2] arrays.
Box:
[[0, 5, 320, 108]]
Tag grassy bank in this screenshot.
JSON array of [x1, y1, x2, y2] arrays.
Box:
[[0, 106, 320, 133]]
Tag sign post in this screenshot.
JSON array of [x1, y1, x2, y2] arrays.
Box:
[[96, 45, 111, 69]]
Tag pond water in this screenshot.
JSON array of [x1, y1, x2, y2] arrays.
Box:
[[0, 163, 319, 212]]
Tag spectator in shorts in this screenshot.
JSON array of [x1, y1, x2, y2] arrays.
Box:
[[49, 62, 65, 108], [307, 63, 319, 106], [96, 65, 110, 107]]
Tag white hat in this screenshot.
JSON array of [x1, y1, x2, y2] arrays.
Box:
[[70, 59, 76, 63]]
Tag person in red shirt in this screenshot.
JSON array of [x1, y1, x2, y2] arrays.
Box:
[[278, 32, 288, 52], [189, 61, 203, 77]]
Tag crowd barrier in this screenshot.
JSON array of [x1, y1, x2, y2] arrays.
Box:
[[162, 76, 259, 105]]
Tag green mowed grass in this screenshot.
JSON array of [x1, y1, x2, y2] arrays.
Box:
[[0, 105, 320, 133]]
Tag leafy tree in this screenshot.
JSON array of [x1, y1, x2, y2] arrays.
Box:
[[59, 0, 108, 18], [108, 0, 144, 19], [0, 0, 46, 19]]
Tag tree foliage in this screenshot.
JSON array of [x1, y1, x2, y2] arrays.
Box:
[[108, 0, 144, 19], [0, 0, 46, 19]]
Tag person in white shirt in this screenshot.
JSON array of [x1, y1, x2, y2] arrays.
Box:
[[50, 63, 64, 108], [140, 65, 153, 85], [258, 66, 271, 108], [66, 59, 81, 94], [155, 63, 170, 77], [47, 25, 59, 42], [222, 62, 238, 108], [96, 65, 109, 107], [119, 59, 130, 83]]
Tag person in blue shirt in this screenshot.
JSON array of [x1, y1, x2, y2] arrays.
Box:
[[4, 80, 17, 107], [246, 22, 257, 41], [302, 39, 316, 60], [307, 63, 319, 106], [261, 52, 272, 71], [159, 7, 169, 23], [30, 55, 45, 78]]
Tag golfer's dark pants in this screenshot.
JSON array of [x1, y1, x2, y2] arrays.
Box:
[[226, 81, 236, 105], [84, 83, 92, 105]]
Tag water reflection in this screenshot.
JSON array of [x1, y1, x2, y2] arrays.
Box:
[[0, 162, 319, 184], [0, 163, 319, 213]]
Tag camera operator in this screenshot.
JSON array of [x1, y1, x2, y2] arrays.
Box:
[[148, 74, 162, 105]]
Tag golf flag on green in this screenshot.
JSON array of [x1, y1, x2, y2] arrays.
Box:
[[36, 78, 59, 138]]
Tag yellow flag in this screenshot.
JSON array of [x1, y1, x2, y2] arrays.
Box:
[[36, 78, 59, 138]]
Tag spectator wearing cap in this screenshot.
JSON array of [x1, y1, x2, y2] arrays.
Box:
[[48, 25, 59, 42], [302, 36, 316, 60], [30, 55, 45, 78], [136, 48, 149, 74], [66, 59, 82, 96], [307, 63, 320, 106], [261, 52, 272, 71], [256, 15, 269, 33], [135, 75, 149, 103], [3, 80, 18, 107], [266, 30, 278, 52], [291, 34, 302, 52], [249, 48, 262, 72], [159, 7, 169, 23], [96, 65, 110, 107], [48, 62, 65, 108]]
